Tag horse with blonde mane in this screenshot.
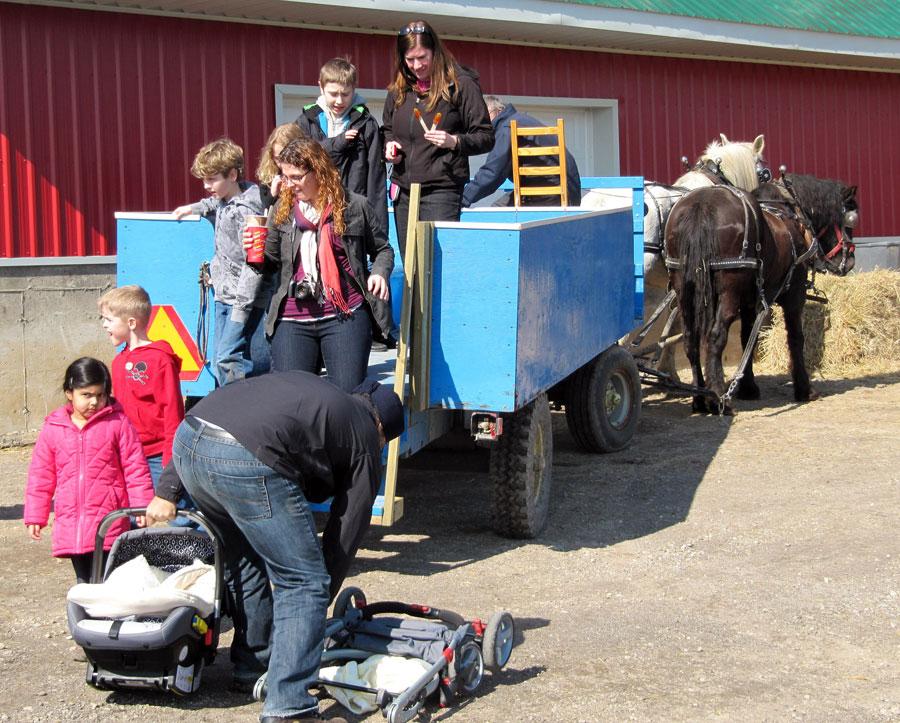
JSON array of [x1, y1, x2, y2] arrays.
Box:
[[583, 134, 767, 381]]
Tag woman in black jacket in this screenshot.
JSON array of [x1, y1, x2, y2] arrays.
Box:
[[261, 137, 394, 391], [383, 19, 493, 257]]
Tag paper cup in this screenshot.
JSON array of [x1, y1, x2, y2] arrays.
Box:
[[244, 216, 268, 264]]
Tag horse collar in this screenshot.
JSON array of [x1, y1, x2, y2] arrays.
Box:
[[695, 159, 727, 185]]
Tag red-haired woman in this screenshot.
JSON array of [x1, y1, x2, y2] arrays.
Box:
[[383, 19, 493, 257], [262, 137, 394, 391]]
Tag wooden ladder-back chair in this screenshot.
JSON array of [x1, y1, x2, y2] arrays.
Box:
[[510, 117, 568, 207]]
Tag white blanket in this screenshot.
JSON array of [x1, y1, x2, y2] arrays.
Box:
[[319, 655, 432, 715], [67, 554, 215, 618]]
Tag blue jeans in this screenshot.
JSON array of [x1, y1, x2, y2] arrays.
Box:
[[270, 310, 372, 393], [171, 420, 329, 717], [213, 301, 271, 386], [147, 454, 198, 528]]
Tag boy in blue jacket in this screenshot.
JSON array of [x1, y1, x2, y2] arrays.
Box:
[[296, 58, 395, 349]]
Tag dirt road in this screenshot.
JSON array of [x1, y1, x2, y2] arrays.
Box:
[[1, 373, 898, 722]]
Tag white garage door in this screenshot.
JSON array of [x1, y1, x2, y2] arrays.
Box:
[[275, 85, 619, 183]]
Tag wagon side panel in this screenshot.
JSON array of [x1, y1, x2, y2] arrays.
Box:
[[514, 209, 634, 408], [116, 214, 216, 397], [427, 226, 520, 412]]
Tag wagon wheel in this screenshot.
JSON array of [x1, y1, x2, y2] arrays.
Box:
[[482, 611, 515, 672], [489, 393, 553, 539], [565, 345, 641, 453]]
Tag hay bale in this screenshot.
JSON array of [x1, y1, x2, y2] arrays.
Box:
[[755, 269, 900, 377]]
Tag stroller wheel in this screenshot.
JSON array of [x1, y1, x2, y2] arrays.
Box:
[[85, 663, 100, 688], [483, 611, 515, 672], [456, 640, 485, 696], [332, 586, 366, 618], [386, 695, 426, 723]]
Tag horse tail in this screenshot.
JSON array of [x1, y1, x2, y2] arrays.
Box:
[[672, 195, 721, 342]]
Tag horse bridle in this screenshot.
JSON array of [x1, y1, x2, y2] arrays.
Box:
[[779, 171, 857, 275], [819, 206, 858, 274]]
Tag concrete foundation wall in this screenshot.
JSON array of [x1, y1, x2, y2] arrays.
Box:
[[0, 262, 116, 446], [854, 238, 900, 273]]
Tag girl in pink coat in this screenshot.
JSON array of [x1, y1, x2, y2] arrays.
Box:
[[24, 357, 154, 583]]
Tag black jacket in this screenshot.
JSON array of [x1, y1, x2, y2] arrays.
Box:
[[295, 102, 388, 234], [157, 370, 383, 598], [382, 66, 493, 191], [263, 192, 394, 339], [462, 104, 582, 207]]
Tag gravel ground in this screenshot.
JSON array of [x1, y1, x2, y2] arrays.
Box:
[[1, 373, 898, 722]]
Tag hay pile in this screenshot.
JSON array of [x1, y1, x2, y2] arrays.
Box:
[[755, 269, 900, 377]]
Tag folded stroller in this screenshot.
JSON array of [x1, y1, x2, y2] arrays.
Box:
[[253, 587, 515, 723], [66, 508, 224, 695]]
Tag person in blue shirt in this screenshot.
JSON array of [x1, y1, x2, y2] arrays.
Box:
[[462, 95, 581, 208]]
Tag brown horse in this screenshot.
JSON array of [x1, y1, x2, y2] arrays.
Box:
[[582, 134, 767, 381], [664, 174, 858, 413]]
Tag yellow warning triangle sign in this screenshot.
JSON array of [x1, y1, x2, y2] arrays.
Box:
[[147, 305, 203, 381]]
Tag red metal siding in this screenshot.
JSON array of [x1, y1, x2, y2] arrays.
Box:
[[1, 4, 897, 258]]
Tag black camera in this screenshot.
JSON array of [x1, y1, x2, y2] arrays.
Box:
[[289, 277, 318, 302]]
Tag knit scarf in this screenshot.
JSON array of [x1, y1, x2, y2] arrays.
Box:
[[296, 202, 350, 314]]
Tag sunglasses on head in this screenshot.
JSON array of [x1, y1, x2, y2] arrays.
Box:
[[398, 22, 429, 36]]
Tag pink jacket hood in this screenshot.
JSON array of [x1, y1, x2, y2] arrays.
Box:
[[24, 399, 154, 557]]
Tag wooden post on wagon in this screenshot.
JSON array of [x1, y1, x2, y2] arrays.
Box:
[[381, 183, 431, 526]]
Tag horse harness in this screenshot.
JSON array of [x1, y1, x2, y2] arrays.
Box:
[[644, 159, 731, 254], [664, 185, 764, 273], [643, 182, 689, 254], [694, 158, 730, 186], [663, 185, 820, 412], [645, 156, 772, 256]]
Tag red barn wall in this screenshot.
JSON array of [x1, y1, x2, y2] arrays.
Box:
[[1, 4, 897, 258]]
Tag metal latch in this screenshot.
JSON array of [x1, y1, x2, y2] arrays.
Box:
[[471, 413, 503, 443]]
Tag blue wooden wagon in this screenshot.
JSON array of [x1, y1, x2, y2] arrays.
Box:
[[115, 176, 644, 537]]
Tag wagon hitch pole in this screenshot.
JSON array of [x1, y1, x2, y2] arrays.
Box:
[[636, 363, 719, 400], [630, 288, 676, 348]]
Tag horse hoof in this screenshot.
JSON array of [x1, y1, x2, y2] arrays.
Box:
[[736, 382, 760, 400], [692, 398, 709, 414], [794, 386, 820, 402]]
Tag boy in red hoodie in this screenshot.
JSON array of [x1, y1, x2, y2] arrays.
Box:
[[98, 285, 186, 495]]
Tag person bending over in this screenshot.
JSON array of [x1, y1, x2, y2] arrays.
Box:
[[145, 371, 403, 721]]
